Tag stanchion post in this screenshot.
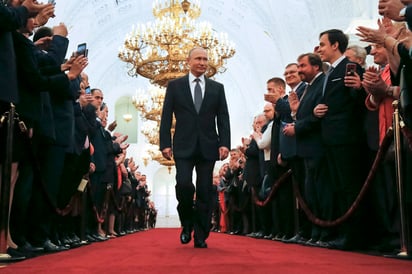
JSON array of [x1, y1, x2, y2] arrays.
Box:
[[392, 100, 410, 258], [0, 104, 24, 261]]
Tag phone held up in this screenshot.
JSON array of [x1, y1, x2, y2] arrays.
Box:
[[76, 43, 87, 57], [345, 63, 356, 76], [85, 86, 91, 94], [48, 0, 56, 5]]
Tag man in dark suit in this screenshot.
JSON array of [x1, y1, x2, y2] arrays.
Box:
[[0, 0, 48, 259], [160, 47, 231, 248], [284, 53, 325, 245], [313, 29, 366, 250]]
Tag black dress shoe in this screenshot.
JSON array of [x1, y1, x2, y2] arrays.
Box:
[[253, 231, 265, 239], [194, 241, 208, 248], [92, 233, 108, 242], [316, 240, 330, 248], [18, 241, 44, 253], [304, 238, 319, 247], [42, 240, 69, 252], [283, 234, 307, 244], [263, 233, 274, 240], [7, 247, 27, 260], [327, 237, 354, 250], [180, 227, 192, 244], [86, 234, 97, 242]]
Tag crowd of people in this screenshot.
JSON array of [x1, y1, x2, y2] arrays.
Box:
[[0, 0, 157, 261], [209, 0, 412, 255]]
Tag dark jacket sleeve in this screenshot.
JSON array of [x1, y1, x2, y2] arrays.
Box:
[[0, 5, 28, 32]]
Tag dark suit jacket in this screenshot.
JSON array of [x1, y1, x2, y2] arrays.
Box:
[[160, 74, 230, 160], [12, 31, 71, 128], [295, 73, 325, 158], [295, 81, 308, 99], [321, 58, 365, 146], [0, 4, 29, 104], [243, 138, 262, 186]]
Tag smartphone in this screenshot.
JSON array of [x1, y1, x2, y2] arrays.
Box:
[[76, 43, 87, 56], [48, 0, 56, 5], [85, 86, 91, 94], [345, 63, 356, 76]]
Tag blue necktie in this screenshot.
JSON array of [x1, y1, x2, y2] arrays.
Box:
[[322, 66, 334, 96], [194, 78, 202, 113]]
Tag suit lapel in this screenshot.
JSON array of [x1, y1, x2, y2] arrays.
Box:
[[181, 75, 197, 113]]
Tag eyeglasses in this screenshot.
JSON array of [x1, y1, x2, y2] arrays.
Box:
[[94, 96, 104, 100]]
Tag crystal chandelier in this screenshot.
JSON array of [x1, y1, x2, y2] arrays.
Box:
[[132, 85, 175, 171], [120, 0, 235, 170], [118, 0, 236, 87]]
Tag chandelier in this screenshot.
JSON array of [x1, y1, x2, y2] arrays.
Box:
[[118, 0, 236, 87], [132, 85, 175, 171], [119, 0, 235, 170]]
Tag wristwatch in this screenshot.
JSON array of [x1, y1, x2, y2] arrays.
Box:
[[399, 7, 406, 18]]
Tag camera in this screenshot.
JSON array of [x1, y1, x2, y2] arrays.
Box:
[[238, 159, 243, 165]]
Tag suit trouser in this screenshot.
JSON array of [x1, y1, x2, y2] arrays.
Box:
[[174, 157, 215, 242], [322, 144, 365, 242]]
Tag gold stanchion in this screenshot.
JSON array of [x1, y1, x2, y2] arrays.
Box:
[[0, 104, 24, 261], [386, 100, 411, 259]]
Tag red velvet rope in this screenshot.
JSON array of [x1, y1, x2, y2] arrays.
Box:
[[252, 128, 393, 228]]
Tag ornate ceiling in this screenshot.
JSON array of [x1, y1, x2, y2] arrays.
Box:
[[48, 0, 379, 144]]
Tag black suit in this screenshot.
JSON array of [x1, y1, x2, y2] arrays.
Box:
[[160, 74, 230, 243], [294, 73, 325, 239], [295, 82, 308, 100], [0, 4, 29, 165], [10, 29, 74, 246], [0, 4, 29, 105], [319, 58, 366, 244]]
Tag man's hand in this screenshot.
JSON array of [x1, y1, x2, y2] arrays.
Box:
[[22, 0, 47, 13], [288, 91, 300, 112], [108, 120, 117, 132], [264, 92, 281, 104], [344, 72, 362, 89], [378, 0, 406, 21], [89, 162, 96, 174], [33, 36, 52, 47], [283, 123, 295, 137], [114, 133, 128, 144], [162, 147, 173, 160], [400, 33, 412, 50], [67, 55, 88, 80], [313, 103, 328, 118], [219, 146, 229, 161], [362, 68, 387, 100], [33, 4, 55, 27]]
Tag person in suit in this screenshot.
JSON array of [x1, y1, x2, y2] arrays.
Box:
[[284, 53, 325, 246], [313, 29, 367, 250], [283, 63, 307, 99], [10, 17, 86, 253], [0, 0, 48, 259], [159, 47, 231, 248]]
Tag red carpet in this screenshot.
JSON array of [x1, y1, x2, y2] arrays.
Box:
[[1, 228, 411, 274]]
